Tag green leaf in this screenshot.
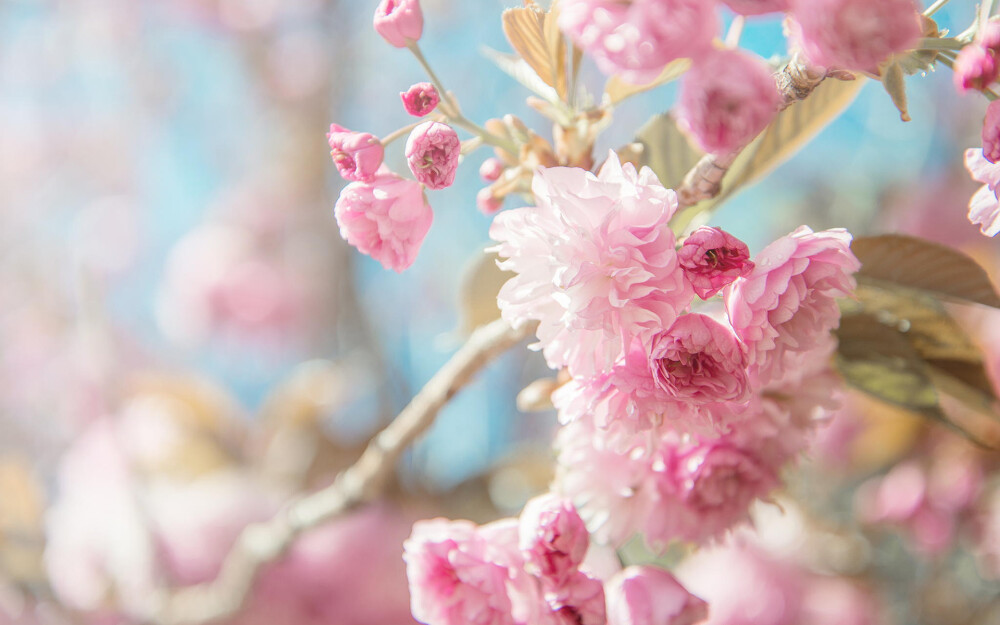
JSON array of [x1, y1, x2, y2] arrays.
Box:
[[629, 112, 703, 191], [851, 234, 1000, 308], [603, 58, 692, 107], [880, 61, 911, 122]]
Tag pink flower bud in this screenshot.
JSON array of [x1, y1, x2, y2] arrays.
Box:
[[546, 572, 606, 625], [373, 0, 423, 48], [400, 82, 440, 117], [405, 121, 461, 190], [327, 124, 384, 183], [790, 0, 922, 73], [980, 18, 1000, 52], [479, 157, 504, 182], [677, 48, 781, 155], [334, 169, 433, 272], [953, 44, 998, 93], [518, 494, 589, 586], [476, 188, 503, 215], [678, 226, 754, 299], [721, 0, 789, 15], [605, 566, 708, 625], [984, 100, 1000, 163]]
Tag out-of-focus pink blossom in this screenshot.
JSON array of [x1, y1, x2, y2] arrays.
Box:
[[327, 124, 384, 183], [953, 44, 998, 93], [790, 0, 922, 73], [983, 100, 1000, 163], [490, 152, 692, 377], [518, 494, 589, 586], [405, 121, 461, 190], [477, 188, 503, 215], [801, 577, 882, 625], [650, 314, 749, 406], [544, 572, 606, 625], [724, 226, 859, 383], [374, 0, 423, 48], [335, 170, 433, 272], [404, 519, 517, 625], [857, 461, 926, 524], [605, 566, 708, 625], [981, 18, 1000, 51], [679, 226, 754, 299], [401, 82, 440, 116], [677, 48, 781, 155], [480, 157, 504, 182], [964, 148, 1000, 236], [559, 0, 717, 84], [721, 0, 790, 15]]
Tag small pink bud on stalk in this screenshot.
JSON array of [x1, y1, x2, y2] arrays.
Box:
[[405, 121, 461, 190], [373, 0, 423, 48], [400, 82, 440, 117], [476, 188, 503, 215], [479, 157, 504, 182], [953, 44, 999, 93], [678, 226, 754, 299], [327, 124, 384, 183]]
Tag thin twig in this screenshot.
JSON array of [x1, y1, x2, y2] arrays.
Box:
[[673, 53, 829, 212], [150, 317, 536, 625]]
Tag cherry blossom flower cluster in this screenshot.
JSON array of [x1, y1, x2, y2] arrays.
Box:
[[404, 493, 707, 625]]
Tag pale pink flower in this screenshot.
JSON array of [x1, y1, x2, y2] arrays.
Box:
[[677, 48, 781, 155], [374, 0, 423, 48], [801, 577, 882, 625], [645, 435, 779, 544], [477, 188, 503, 215], [327, 124, 384, 183], [678, 226, 754, 299], [964, 148, 1000, 236], [518, 494, 589, 586], [720, 0, 790, 15], [559, 0, 717, 84], [406, 121, 461, 190], [953, 44, 998, 93], [983, 100, 1000, 163], [649, 314, 750, 406], [401, 82, 440, 117], [981, 18, 1000, 52], [480, 157, 504, 182], [724, 226, 859, 382], [490, 152, 692, 376], [605, 566, 708, 625], [790, 0, 922, 73], [544, 572, 606, 625], [404, 519, 517, 625], [334, 170, 433, 272]]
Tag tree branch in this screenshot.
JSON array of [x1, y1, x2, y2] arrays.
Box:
[[674, 54, 830, 211], [151, 317, 536, 625]]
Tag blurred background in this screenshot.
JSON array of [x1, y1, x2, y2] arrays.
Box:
[[0, 0, 999, 624]]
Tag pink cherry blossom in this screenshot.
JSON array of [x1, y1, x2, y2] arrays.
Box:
[[983, 100, 1000, 163], [518, 494, 589, 586], [559, 0, 717, 84], [679, 226, 755, 299], [544, 572, 606, 625], [790, 0, 922, 74], [401, 82, 441, 116], [404, 519, 517, 625], [334, 170, 433, 272], [406, 121, 461, 190], [476, 188, 504, 215], [720, 0, 790, 15], [490, 152, 693, 376], [981, 18, 1000, 52], [649, 313, 750, 406], [374, 0, 423, 48], [677, 48, 781, 155], [327, 124, 384, 183], [953, 44, 998, 93], [964, 148, 1000, 236], [724, 226, 859, 383], [605, 566, 708, 625]]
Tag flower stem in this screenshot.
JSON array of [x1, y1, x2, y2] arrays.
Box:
[[924, 0, 952, 16], [381, 120, 427, 146]]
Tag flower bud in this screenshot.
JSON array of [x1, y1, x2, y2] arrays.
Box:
[[605, 566, 708, 625], [678, 226, 754, 299], [954, 44, 999, 93], [373, 0, 423, 48], [518, 494, 589, 586], [405, 121, 461, 190], [476, 188, 503, 215], [983, 100, 1000, 163], [334, 169, 433, 272], [479, 157, 504, 182], [400, 82, 440, 117], [980, 18, 1000, 52], [327, 124, 384, 183], [721, 0, 789, 15]]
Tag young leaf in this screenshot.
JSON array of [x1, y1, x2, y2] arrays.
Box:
[[603, 58, 692, 106], [631, 112, 704, 190], [458, 249, 513, 335], [851, 234, 1000, 308], [482, 47, 560, 103], [880, 61, 911, 122], [502, 6, 565, 98]]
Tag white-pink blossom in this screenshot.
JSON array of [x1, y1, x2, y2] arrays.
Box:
[[965, 148, 1000, 237], [490, 152, 692, 377], [605, 566, 708, 625], [518, 494, 590, 587]]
